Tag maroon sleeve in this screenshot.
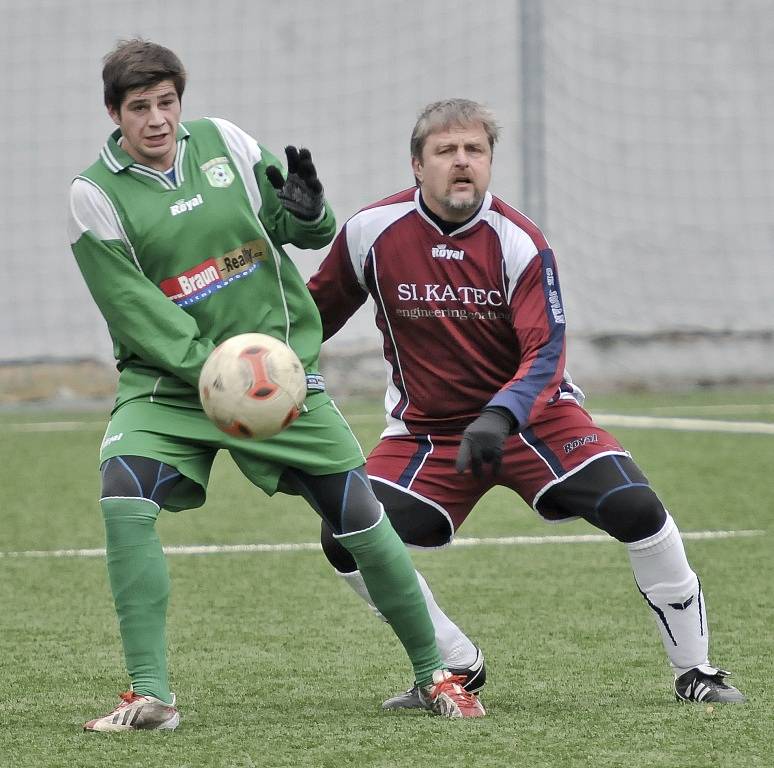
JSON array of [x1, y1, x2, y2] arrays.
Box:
[[307, 225, 369, 341], [487, 249, 567, 429]]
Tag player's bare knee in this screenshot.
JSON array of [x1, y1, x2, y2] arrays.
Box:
[[596, 484, 666, 543]]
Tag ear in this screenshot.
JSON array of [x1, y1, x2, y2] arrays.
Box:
[[107, 105, 121, 127], [411, 156, 423, 184]]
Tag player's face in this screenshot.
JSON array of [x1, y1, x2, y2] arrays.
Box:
[[108, 80, 181, 171], [412, 122, 492, 223]]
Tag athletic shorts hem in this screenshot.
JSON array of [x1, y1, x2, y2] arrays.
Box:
[[531, 450, 631, 518]]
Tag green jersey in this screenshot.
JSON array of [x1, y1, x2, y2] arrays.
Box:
[[67, 117, 336, 411]]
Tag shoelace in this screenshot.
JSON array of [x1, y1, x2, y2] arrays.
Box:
[[432, 674, 479, 705], [119, 691, 141, 703], [107, 691, 142, 712]]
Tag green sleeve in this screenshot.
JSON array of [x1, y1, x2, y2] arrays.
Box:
[[71, 231, 215, 388], [255, 145, 337, 249]]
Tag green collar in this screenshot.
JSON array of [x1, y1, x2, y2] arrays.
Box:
[[100, 123, 191, 173]]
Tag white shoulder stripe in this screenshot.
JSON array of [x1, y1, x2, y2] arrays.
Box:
[[68, 178, 142, 272], [345, 202, 415, 289], [208, 117, 263, 165], [208, 117, 265, 225], [484, 210, 541, 302]]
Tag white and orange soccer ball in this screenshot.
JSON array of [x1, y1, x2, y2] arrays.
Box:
[[198, 333, 306, 439]]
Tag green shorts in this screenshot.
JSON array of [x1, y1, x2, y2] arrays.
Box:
[[99, 392, 365, 512]]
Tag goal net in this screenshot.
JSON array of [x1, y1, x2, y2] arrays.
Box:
[[535, 0, 774, 387], [1, 0, 771, 394]]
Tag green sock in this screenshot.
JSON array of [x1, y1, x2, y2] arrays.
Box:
[[339, 515, 442, 687], [101, 497, 172, 704]]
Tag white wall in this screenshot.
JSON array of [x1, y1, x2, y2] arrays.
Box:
[[2, 0, 772, 387], [0, 0, 520, 360]]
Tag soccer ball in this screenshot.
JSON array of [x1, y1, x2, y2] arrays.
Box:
[[199, 333, 306, 439]]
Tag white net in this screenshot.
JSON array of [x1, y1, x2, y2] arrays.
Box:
[[539, 0, 774, 385], [1, 0, 772, 391], [0, 0, 521, 364]]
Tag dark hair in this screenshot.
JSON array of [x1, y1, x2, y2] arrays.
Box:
[[102, 39, 186, 111], [411, 98, 500, 160]]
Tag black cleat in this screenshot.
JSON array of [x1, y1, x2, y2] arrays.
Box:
[[382, 646, 486, 710], [674, 665, 746, 704]]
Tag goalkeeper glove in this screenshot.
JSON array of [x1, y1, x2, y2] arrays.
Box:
[[265, 145, 325, 221], [455, 407, 516, 477]]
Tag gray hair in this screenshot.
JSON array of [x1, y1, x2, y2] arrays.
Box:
[[410, 99, 500, 160]]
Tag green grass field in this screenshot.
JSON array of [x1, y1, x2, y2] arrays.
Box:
[[1, 388, 772, 767]]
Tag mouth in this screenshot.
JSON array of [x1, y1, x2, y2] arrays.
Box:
[[145, 134, 169, 145], [450, 176, 473, 190]]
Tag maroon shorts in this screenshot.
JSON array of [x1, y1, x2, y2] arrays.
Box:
[[366, 399, 627, 533]]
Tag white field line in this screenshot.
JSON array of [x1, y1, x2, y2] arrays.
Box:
[[3, 412, 774, 434], [2, 420, 106, 432], [593, 413, 774, 435], [648, 403, 774, 416], [0, 529, 764, 560]]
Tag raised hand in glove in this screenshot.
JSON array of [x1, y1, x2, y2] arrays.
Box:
[[455, 407, 516, 477], [265, 145, 325, 221]]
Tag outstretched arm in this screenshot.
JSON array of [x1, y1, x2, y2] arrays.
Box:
[[258, 144, 336, 249], [487, 248, 567, 427], [307, 223, 369, 341]]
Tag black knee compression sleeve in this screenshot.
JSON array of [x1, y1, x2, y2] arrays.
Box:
[[538, 454, 666, 543], [282, 466, 383, 535], [100, 456, 182, 507], [320, 521, 358, 573], [318, 474, 456, 574], [370, 480, 453, 547], [595, 483, 667, 542]]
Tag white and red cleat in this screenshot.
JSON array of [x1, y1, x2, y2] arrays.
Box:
[[419, 670, 487, 718], [84, 691, 180, 732]]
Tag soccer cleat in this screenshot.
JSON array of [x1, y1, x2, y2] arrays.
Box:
[[674, 665, 746, 704], [83, 691, 180, 732], [382, 646, 486, 710], [418, 669, 486, 718]]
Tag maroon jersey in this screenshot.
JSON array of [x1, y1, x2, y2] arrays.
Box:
[[308, 188, 581, 436]]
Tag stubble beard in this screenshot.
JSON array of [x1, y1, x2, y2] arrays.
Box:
[[442, 189, 483, 214]]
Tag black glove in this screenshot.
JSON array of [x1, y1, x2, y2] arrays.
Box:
[[455, 407, 516, 477], [265, 146, 325, 221]]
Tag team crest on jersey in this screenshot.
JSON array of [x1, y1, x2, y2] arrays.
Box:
[[201, 157, 235, 188]]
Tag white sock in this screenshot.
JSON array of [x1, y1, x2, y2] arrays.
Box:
[[337, 569, 478, 668], [627, 513, 709, 676]]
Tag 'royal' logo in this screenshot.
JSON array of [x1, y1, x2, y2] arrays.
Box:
[[170, 194, 204, 216], [431, 243, 465, 261], [101, 432, 124, 451], [563, 434, 598, 454]]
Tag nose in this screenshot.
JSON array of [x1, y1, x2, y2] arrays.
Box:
[[453, 148, 469, 166], [148, 105, 165, 125]]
